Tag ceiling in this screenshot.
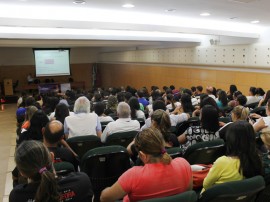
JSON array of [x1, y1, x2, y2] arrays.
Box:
[[0, 0, 269, 49]]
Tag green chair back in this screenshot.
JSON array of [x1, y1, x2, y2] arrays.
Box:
[[105, 130, 138, 147], [166, 147, 182, 159], [218, 117, 231, 124], [199, 175, 265, 202], [66, 135, 102, 159], [184, 139, 225, 165], [54, 161, 75, 176], [139, 190, 197, 202]]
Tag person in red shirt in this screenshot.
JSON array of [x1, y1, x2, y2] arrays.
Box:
[[100, 128, 193, 202]]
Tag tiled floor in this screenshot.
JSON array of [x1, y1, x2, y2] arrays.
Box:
[[0, 104, 17, 202]]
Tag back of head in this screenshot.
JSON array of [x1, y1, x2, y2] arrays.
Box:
[[73, 96, 90, 113], [151, 109, 171, 142], [117, 102, 131, 118], [256, 87, 265, 96], [107, 95, 118, 108], [153, 100, 166, 111], [236, 95, 247, 106], [200, 96, 219, 111], [55, 103, 70, 124], [15, 140, 59, 202], [25, 105, 38, 121], [181, 93, 193, 113], [201, 105, 219, 132], [218, 90, 228, 106], [128, 97, 140, 119], [226, 121, 263, 178], [134, 128, 172, 165], [44, 120, 64, 144], [183, 89, 192, 96], [25, 96, 36, 107], [117, 92, 126, 102], [30, 110, 49, 132], [137, 89, 144, 98], [94, 102, 105, 116], [230, 85, 237, 95], [233, 90, 242, 99], [196, 86, 203, 93], [249, 87, 256, 96], [232, 106, 249, 121]]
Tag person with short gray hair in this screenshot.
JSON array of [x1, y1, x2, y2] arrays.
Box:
[[101, 102, 140, 143], [64, 96, 102, 138]]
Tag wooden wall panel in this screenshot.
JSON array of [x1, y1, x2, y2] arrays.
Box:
[[99, 63, 270, 95]]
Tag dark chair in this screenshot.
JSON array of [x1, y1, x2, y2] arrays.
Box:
[[218, 117, 231, 124], [54, 161, 75, 176], [166, 147, 182, 159], [183, 139, 225, 165], [188, 116, 201, 126], [250, 106, 266, 117], [105, 130, 138, 147], [199, 175, 265, 202], [219, 106, 233, 117], [66, 135, 102, 159], [139, 190, 198, 202], [174, 121, 189, 136], [245, 102, 259, 110], [80, 145, 131, 202], [136, 118, 145, 128], [101, 121, 113, 131]]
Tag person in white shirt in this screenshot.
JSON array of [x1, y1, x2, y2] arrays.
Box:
[[94, 102, 114, 123], [64, 96, 102, 139], [101, 102, 140, 143], [246, 87, 261, 105]]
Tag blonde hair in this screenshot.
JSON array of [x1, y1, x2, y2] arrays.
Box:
[[232, 106, 249, 121], [134, 128, 172, 165]]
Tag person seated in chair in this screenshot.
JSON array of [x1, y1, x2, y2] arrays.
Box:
[[100, 128, 192, 202], [64, 96, 102, 138], [246, 86, 261, 105], [43, 120, 79, 170], [101, 102, 140, 143], [9, 140, 93, 202]]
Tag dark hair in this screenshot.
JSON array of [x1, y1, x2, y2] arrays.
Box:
[[183, 89, 192, 96], [166, 94, 176, 110], [181, 93, 194, 113], [117, 92, 126, 102], [256, 87, 265, 96], [262, 90, 270, 106], [191, 86, 196, 93], [25, 96, 36, 107], [151, 110, 171, 142], [201, 105, 219, 132], [94, 102, 106, 116], [128, 97, 140, 119], [55, 103, 70, 124], [169, 85, 175, 90], [135, 128, 171, 165], [153, 100, 166, 111], [44, 121, 64, 144], [249, 87, 256, 96], [218, 90, 228, 107], [229, 85, 237, 95], [236, 95, 247, 106], [15, 140, 59, 202], [28, 110, 50, 141], [200, 96, 219, 112], [226, 121, 263, 177], [196, 86, 203, 92], [94, 93, 102, 102], [233, 90, 242, 99], [212, 87, 217, 97], [151, 90, 161, 102], [124, 92, 133, 102], [136, 90, 144, 98]]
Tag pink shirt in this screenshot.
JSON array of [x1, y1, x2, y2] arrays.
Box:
[[118, 158, 192, 202]]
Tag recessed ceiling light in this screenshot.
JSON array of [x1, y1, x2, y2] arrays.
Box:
[[122, 4, 135, 8], [250, 20, 260, 24], [73, 0, 86, 4], [200, 12, 211, 17], [165, 9, 176, 12]]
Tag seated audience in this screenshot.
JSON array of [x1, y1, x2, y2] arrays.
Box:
[[202, 121, 263, 193], [246, 86, 261, 105], [227, 84, 237, 101], [64, 96, 102, 138], [228, 90, 242, 108], [43, 120, 79, 170], [258, 90, 270, 107], [104, 95, 118, 116], [100, 128, 192, 202], [128, 96, 146, 120], [256, 87, 265, 100], [94, 102, 114, 123], [49, 103, 74, 123], [206, 86, 216, 100], [21, 106, 38, 131], [9, 140, 93, 202], [236, 94, 248, 106], [216, 90, 228, 108], [166, 94, 180, 111], [180, 93, 195, 113], [195, 86, 203, 97], [178, 105, 220, 153], [219, 106, 249, 141], [18, 110, 49, 145], [137, 89, 149, 107], [101, 102, 140, 143]]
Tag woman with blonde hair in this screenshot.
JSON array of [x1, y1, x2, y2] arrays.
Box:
[[100, 128, 192, 202]]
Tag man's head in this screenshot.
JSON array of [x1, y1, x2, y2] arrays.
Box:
[[43, 120, 64, 145], [117, 102, 131, 118], [73, 96, 90, 113], [196, 86, 203, 94]]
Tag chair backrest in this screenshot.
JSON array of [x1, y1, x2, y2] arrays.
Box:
[[175, 121, 189, 136], [199, 176, 265, 202], [250, 106, 266, 117], [80, 145, 131, 201], [139, 190, 198, 202], [105, 130, 138, 147], [183, 139, 225, 165], [66, 135, 102, 159], [245, 102, 259, 110], [166, 147, 182, 159], [101, 121, 112, 131], [136, 118, 145, 128], [54, 161, 75, 176], [218, 117, 231, 124]]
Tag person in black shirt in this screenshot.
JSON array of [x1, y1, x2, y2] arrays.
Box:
[[9, 140, 93, 202], [43, 120, 79, 170]]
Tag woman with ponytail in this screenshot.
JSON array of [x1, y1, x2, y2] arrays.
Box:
[[100, 128, 192, 202], [9, 140, 93, 202]]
